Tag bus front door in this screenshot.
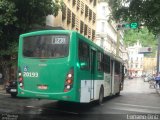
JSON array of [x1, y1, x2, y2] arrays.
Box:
[[90, 49, 96, 100]]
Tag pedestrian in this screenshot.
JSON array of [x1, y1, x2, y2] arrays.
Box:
[[0, 73, 2, 85], [155, 72, 160, 87]]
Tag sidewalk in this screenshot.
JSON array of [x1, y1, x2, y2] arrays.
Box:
[[123, 77, 156, 94], [0, 84, 6, 93]]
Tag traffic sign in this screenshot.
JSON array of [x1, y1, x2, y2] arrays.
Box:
[[130, 22, 138, 29], [138, 47, 152, 54], [116, 22, 139, 30]]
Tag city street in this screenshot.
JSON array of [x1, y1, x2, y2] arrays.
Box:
[[0, 78, 160, 120], [1, 1, 160, 120]]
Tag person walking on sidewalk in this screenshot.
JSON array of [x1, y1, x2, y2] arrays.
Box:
[[0, 73, 2, 84], [155, 72, 160, 88]]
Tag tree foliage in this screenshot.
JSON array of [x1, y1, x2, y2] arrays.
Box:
[[124, 28, 157, 57], [109, 0, 160, 35], [0, 0, 61, 57], [0, 0, 17, 52], [0, 0, 61, 82]]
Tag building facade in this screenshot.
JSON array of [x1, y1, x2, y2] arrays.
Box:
[[95, 1, 117, 54], [46, 0, 129, 71], [95, 0, 128, 67], [46, 0, 97, 40], [127, 42, 144, 77], [143, 57, 156, 75]]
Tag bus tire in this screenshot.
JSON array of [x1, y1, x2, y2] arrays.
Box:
[[98, 86, 104, 105], [116, 91, 120, 96], [11, 93, 17, 98]]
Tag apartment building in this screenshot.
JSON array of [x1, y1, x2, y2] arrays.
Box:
[[46, 0, 97, 40], [95, 0, 128, 64], [143, 57, 156, 75], [127, 42, 144, 77], [46, 0, 129, 69]]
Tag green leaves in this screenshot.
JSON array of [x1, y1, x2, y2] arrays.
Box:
[[14, 0, 61, 32], [0, 0, 61, 62], [109, 0, 160, 35], [0, 0, 17, 25], [124, 28, 157, 57]]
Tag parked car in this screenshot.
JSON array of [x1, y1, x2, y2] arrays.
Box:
[[128, 75, 133, 79], [143, 75, 154, 82], [5, 80, 17, 97]]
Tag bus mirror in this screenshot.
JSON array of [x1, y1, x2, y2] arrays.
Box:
[[80, 62, 87, 69]]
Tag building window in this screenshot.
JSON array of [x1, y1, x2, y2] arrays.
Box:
[[72, 13, 75, 28], [93, 12, 96, 23], [89, 9, 92, 21], [72, 0, 76, 7], [85, 5, 88, 17], [90, 0, 93, 3], [80, 21, 84, 33], [131, 57, 133, 63], [92, 29, 95, 40], [76, 18, 79, 30], [77, 0, 80, 10], [88, 27, 91, 38], [81, 2, 84, 14], [101, 22, 105, 32], [84, 24, 88, 35], [102, 6, 105, 15], [62, 4, 66, 21], [67, 8, 71, 24], [93, 0, 96, 6]]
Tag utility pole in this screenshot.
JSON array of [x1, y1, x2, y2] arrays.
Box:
[[116, 30, 120, 57]]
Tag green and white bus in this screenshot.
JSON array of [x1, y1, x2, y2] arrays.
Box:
[[17, 30, 124, 104]]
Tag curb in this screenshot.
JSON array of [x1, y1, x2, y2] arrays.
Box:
[[0, 90, 7, 94], [0, 85, 6, 94]]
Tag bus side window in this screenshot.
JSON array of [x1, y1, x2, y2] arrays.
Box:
[[78, 40, 90, 70], [115, 61, 120, 75], [97, 52, 103, 72], [103, 54, 110, 73]]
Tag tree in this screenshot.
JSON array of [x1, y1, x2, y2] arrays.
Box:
[[0, 0, 61, 84], [0, 0, 61, 52], [13, 0, 61, 32], [124, 28, 157, 57], [108, 0, 160, 35], [0, 0, 17, 53], [108, 0, 159, 71]]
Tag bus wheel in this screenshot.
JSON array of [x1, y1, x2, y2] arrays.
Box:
[[116, 91, 120, 96], [98, 86, 104, 105], [11, 93, 17, 98]]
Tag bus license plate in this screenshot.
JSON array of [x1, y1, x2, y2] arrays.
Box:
[[38, 85, 48, 90], [10, 89, 17, 92]]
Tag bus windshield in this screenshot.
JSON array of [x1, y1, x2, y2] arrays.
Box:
[[23, 34, 69, 58]]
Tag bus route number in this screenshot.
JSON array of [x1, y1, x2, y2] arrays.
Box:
[[23, 72, 38, 77], [54, 37, 66, 44]]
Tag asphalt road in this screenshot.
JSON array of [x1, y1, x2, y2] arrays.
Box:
[[0, 78, 160, 120]]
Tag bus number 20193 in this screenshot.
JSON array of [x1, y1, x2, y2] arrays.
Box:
[[23, 72, 38, 77]]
